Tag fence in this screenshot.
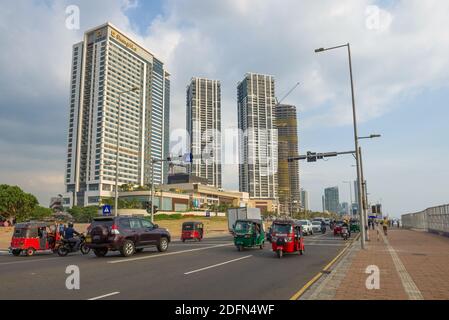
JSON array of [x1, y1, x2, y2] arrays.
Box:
[[402, 204, 449, 235]]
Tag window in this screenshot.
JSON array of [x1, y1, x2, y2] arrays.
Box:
[[141, 219, 153, 229], [119, 218, 131, 229], [130, 219, 141, 229]]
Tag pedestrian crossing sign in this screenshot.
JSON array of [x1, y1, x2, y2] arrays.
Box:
[[102, 205, 112, 216]]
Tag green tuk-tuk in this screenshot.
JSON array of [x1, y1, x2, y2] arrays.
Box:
[[350, 220, 360, 232], [233, 219, 265, 251]]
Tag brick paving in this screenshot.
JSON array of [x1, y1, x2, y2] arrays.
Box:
[[331, 227, 449, 300]]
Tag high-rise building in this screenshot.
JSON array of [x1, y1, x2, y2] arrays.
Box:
[[237, 73, 278, 201], [324, 186, 340, 214], [63, 22, 170, 207], [300, 188, 309, 211], [186, 77, 222, 188], [276, 104, 300, 214]]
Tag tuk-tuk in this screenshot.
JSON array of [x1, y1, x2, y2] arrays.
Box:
[[9, 221, 60, 256], [350, 220, 360, 233], [181, 221, 204, 242], [233, 219, 265, 251], [271, 219, 304, 258]]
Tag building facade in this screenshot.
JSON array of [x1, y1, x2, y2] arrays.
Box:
[[276, 104, 300, 215], [186, 77, 222, 188], [324, 186, 340, 214], [300, 188, 309, 211], [237, 73, 278, 203], [63, 23, 170, 207]]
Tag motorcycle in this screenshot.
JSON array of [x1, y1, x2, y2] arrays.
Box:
[[57, 234, 90, 256], [321, 225, 326, 234], [341, 227, 349, 240]]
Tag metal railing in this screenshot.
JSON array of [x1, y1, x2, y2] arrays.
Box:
[[402, 204, 449, 235]]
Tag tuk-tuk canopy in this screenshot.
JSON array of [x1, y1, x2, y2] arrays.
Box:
[[14, 221, 51, 229], [182, 221, 203, 230]]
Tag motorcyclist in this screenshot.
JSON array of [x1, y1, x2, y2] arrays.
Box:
[[320, 220, 326, 233], [64, 222, 81, 250], [342, 220, 351, 237]]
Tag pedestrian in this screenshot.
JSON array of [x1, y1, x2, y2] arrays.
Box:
[[382, 218, 388, 236]]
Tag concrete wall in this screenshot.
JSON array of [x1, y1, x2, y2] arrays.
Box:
[[402, 204, 449, 235]]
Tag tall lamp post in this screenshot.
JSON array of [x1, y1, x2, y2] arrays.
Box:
[[114, 86, 139, 217], [315, 43, 365, 249]]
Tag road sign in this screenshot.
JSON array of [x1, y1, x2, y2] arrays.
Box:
[[102, 205, 112, 216], [205, 211, 210, 217]]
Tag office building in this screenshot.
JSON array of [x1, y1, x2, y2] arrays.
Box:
[[276, 104, 300, 215], [186, 77, 222, 188], [63, 22, 170, 207], [300, 188, 309, 211], [324, 186, 340, 214], [237, 73, 278, 202]]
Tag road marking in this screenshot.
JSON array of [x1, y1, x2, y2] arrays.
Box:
[[381, 232, 423, 300], [0, 257, 63, 266], [108, 243, 233, 264], [305, 243, 345, 246], [88, 291, 120, 300], [289, 234, 358, 300], [184, 255, 252, 275]]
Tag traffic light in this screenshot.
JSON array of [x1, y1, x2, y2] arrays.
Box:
[[307, 151, 317, 162]]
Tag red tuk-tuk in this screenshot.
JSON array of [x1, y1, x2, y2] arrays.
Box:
[[181, 221, 204, 242], [271, 219, 305, 258], [9, 221, 61, 256]]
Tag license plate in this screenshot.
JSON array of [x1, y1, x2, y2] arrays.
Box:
[[85, 236, 91, 243]]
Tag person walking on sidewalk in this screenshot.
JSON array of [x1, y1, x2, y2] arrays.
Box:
[[382, 217, 388, 236]]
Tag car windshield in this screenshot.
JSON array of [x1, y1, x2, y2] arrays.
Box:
[[298, 220, 308, 225], [312, 221, 321, 225], [272, 224, 292, 234], [91, 218, 114, 228], [234, 221, 251, 233]]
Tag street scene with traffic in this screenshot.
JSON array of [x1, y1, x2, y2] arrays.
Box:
[[1, 1, 449, 310]]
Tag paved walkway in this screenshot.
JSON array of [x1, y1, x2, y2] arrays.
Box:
[[305, 227, 449, 300]]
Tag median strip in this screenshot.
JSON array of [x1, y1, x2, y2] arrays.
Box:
[[184, 255, 252, 275], [108, 243, 233, 264]]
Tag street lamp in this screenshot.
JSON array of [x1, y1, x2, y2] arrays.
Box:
[[114, 86, 140, 217], [315, 43, 366, 249]]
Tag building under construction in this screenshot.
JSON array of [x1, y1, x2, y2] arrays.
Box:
[[276, 104, 300, 215]]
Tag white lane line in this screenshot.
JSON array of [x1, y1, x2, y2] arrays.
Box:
[[0, 257, 63, 266], [381, 232, 424, 300], [108, 242, 233, 264], [88, 291, 120, 300], [184, 255, 252, 275]]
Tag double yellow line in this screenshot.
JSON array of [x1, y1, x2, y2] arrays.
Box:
[[289, 234, 359, 300]]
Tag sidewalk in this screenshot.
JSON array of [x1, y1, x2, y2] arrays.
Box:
[[304, 227, 449, 300]]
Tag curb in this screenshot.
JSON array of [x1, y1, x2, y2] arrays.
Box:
[[289, 233, 361, 300]]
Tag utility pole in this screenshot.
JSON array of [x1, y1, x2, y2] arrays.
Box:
[[359, 146, 369, 241]]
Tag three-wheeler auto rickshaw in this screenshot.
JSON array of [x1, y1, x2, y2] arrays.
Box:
[[271, 219, 304, 258], [350, 219, 360, 233], [233, 219, 265, 251], [181, 221, 204, 242], [9, 221, 61, 256]]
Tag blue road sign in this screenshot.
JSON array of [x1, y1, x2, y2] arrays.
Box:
[[102, 205, 112, 216]]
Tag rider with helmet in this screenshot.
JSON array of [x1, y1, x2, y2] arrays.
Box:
[[63, 222, 81, 250]]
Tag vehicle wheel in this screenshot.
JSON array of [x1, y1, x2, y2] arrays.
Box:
[[237, 245, 243, 252], [57, 246, 69, 257], [277, 249, 283, 259], [26, 248, 35, 257], [157, 237, 169, 252], [120, 240, 136, 257], [299, 249, 304, 255], [182, 239, 185, 243], [135, 248, 144, 253], [259, 242, 264, 249], [80, 244, 90, 255], [12, 249, 21, 256], [93, 248, 108, 257]]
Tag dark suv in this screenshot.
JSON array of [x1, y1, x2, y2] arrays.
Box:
[[85, 216, 171, 257]]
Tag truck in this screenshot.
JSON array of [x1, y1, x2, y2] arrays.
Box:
[[227, 207, 262, 232]]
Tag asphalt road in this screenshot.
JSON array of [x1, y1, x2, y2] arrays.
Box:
[[0, 230, 351, 300]]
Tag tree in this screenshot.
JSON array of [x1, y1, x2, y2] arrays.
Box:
[[30, 206, 53, 220], [68, 206, 99, 223], [0, 184, 38, 221]]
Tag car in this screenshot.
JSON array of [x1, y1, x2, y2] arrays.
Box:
[[324, 218, 331, 225], [85, 216, 171, 257], [297, 220, 313, 235], [311, 221, 322, 233]]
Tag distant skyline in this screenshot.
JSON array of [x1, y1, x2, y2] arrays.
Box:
[[1, 1, 449, 218]]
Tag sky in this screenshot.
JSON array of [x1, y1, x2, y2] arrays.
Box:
[[0, 0, 448, 217]]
